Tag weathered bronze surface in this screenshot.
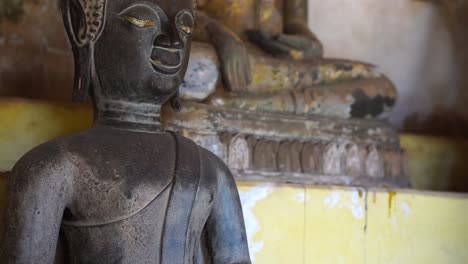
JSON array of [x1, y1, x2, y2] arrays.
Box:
[[1, 0, 251, 263], [190, 0, 397, 119]]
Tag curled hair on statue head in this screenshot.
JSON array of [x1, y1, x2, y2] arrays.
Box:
[[60, 0, 106, 102]]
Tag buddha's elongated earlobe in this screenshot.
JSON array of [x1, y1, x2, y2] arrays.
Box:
[[60, 0, 106, 102], [60, 0, 90, 102], [72, 44, 92, 102]]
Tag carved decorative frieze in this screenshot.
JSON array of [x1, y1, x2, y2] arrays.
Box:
[[164, 103, 409, 187]]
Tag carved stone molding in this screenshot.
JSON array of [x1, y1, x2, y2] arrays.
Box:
[[164, 103, 409, 188]]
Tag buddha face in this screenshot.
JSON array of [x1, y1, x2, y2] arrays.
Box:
[[64, 0, 195, 104]]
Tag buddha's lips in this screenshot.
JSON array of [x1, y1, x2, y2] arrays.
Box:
[[150, 47, 182, 74]]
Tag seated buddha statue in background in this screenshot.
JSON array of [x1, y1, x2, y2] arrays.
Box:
[[191, 0, 397, 119]]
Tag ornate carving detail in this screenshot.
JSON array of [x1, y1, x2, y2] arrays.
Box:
[[344, 143, 362, 177], [76, 0, 105, 45], [228, 135, 250, 170], [278, 141, 303, 173], [365, 145, 384, 178], [176, 131, 408, 186], [322, 143, 343, 175], [164, 103, 409, 187]]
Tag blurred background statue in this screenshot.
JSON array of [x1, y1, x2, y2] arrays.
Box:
[[164, 0, 407, 187], [185, 0, 397, 119]]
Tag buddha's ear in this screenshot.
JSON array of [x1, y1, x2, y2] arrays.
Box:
[[71, 44, 92, 103], [60, 0, 87, 47], [60, 0, 91, 102]]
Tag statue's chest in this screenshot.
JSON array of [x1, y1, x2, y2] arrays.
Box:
[[65, 162, 174, 225], [257, 0, 284, 35], [64, 146, 176, 226], [61, 187, 171, 263]]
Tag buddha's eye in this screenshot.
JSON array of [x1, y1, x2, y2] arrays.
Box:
[[123, 16, 157, 28], [119, 5, 160, 29], [176, 11, 194, 36]]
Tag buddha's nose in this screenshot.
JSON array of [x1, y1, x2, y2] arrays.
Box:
[[154, 24, 183, 49], [154, 33, 171, 48]]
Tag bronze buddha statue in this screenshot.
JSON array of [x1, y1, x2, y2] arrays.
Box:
[[1, 0, 251, 263], [188, 0, 397, 119]]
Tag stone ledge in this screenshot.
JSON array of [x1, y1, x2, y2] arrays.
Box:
[[163, 102, 400, 147], [164, 103, 408, 187]]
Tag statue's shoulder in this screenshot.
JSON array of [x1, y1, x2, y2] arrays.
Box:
[[26, 130, 92, 163], [198, 147, 228, 172], [197, 144, 236, 189], [10, 137, 76, 190], [14, 138, 68, 171], [12, 129, 100, 177], [174, 134, 233, 188]]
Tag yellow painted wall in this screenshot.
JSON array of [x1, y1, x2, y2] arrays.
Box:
[[0, 98, 92, 171], [238, 183, 468, 264], [402, 135, 468, 192]]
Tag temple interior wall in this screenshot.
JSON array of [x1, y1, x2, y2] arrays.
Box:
[[308, 0, 468, 136], [0, 0, 73, 100]]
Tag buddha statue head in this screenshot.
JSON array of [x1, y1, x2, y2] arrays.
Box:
[[60, 0, 195, 111]]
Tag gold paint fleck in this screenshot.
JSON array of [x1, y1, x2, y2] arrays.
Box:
[[124, 16, 157, 28], [181, 25, 193, 35], [260, 8, 273, 23], [290, 50, 304, 61]]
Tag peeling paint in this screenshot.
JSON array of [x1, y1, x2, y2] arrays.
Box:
[[401, 201, 411, 219], [238, 183, 273, 261], [323, 190, 365, 220], [349, 191, 365, 220], [324, 192, 341, 209], [294, 192, 309, 203]]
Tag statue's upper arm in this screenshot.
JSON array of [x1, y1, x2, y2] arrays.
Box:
[[9, 142, 73, 198], [200, 149, 251, 264], [2, 142, 74, 262]]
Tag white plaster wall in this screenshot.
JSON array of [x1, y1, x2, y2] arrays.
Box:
[[308, 0, 458, 128]]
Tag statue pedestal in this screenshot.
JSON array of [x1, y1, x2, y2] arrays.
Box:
[[181, 42, 397, 119], [163, 102, 409, 188]]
